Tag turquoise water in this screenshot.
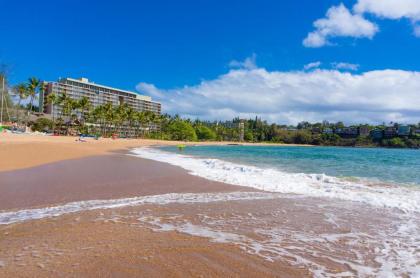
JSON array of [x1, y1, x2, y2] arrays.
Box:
[[160, 145, 420, 186]]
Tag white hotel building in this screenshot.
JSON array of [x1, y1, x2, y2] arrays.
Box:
[[40, 77, 161, 118]]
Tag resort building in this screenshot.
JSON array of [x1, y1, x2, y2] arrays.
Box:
[[323, 128, 333, 134], [335, 127, 359, 138], [40, 77, 161, 118], [370, 129, 383, 140], [384, 126, 398, 138], [397, 125, 411, 136], [358, 126, 370, 137]]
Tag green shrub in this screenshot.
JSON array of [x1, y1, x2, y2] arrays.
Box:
[[167, 120, 197, 141], [31, 118, 54, 132], [382, 138, 406, 148], [195, 125, 216, 141]]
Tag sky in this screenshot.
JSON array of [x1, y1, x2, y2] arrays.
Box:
[[1, 0, 420, 124]]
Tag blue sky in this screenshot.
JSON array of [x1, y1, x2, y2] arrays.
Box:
[[1, 0, 420, 124]]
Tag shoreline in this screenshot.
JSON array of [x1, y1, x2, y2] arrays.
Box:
[[0, 153, 255, 211]]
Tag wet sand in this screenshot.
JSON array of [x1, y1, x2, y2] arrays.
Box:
[[0, 208, 308, 278], [0, 154, 253, 210]]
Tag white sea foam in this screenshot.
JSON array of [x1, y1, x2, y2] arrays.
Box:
[[0, 192, 278, 225], [131, 147, 420, 212], [136, 204, 420, 278]]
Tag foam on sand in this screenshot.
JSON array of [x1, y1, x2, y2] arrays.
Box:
[[130, 147, 420, 212], [0, 192, 279, 225], [135, 200, 420, 278]]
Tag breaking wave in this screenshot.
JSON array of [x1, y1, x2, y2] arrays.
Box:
[[131, 147, 420, 213]]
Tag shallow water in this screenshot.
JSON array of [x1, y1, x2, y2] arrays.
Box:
[[160, 145, 420, 186], [133, 147, 420, 212]]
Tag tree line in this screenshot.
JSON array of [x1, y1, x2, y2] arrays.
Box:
[[3, 75, 420, 148]]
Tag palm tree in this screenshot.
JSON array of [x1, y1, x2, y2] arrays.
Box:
[[26, 77, 40, 115], [90, 104, 105, 136], [46, 93, 58, 131], [125, 106, 136, 137], [155, 113, 167, 139], [143, 110, 156, 135], [103, 102, 114, 136], [138, 111, 148, 137], [78, 96, 91, 123], [56, 93, 69, 119], [133, 111, 142, 137], [60, 97, 79, 134], [114, 104, 128, 136], [14, 83, 28, 123], [46, 93, 58, 119]]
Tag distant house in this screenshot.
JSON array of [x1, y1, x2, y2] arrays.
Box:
[[413, 129, 420, 136], [370, 129, 383, 140], [323, 128, 333, 134], [384, 127, 398, 138], [335, 127, 358, 138], [397, 125, 411, 136], [358, 126, 370, 137], [311, 127, 322, 134]]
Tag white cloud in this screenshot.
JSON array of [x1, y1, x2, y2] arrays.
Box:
[[304, 61, 322, 71], [228, 53, 257, 70], [332, 62, 360, 71], [137, 64, 420, 125], [304, 0, 420, 47], [354, 0, 420, 21], [354, 0, 420, 36], [303, 4, 378, 48]]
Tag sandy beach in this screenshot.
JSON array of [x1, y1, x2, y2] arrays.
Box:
[[0, 133, 308, 277], [1, 133, 418, 277], [0, 133, 309, 172]]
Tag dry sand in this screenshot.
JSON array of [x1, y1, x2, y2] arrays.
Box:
[[0, 132, 309, 172], [0, 133, 189, 172]]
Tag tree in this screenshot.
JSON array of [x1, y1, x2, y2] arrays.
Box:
[[103, 102, 115, 136], [114, 104, 129, 136], [59, 96, 79, 134], [31, 118, 53, 132], [14, 83, 28, 123], [78, 96, 91, 123], [293, 130, 313, 144], [46, 93, 58, 122], [384, 137, 406, 148], [244, 130, 254, 141], [26, 77, 40, 115], [195, 125, 216, 141], [167, 120, 197, 141]]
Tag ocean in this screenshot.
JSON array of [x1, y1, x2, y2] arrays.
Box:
[[137, 145, 420, 212], [160, 145, 420, 186]]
